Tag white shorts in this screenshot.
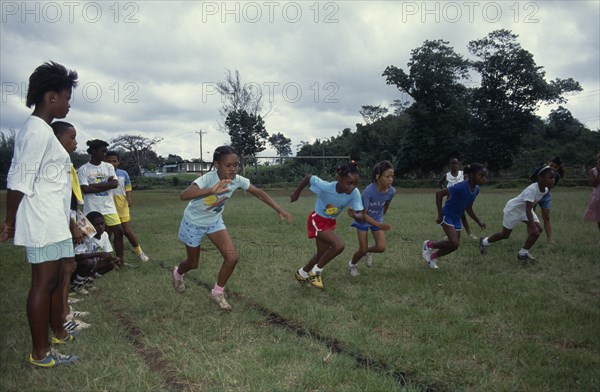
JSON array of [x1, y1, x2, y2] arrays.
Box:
[[502, 208, 540, 230]]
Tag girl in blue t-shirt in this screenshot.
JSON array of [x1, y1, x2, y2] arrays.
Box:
[[422, 163, 488, 269], [291, 161, 364, 289], [171, 146, 292, 310], [347, 161, 395, 276]]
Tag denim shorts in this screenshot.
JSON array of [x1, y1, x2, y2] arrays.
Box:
[[537, 192, 552, 209], [25, 238, 75, 264], [178, 217, 226, 247]]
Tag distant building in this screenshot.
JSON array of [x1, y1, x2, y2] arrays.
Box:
[[160, 160, 210, 173]]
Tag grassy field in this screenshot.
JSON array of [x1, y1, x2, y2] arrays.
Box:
[[0, 187, 598, 391]]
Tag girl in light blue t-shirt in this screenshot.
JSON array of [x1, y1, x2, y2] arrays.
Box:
[[291, 161, 365, 289], [171, 146, 292, 310]]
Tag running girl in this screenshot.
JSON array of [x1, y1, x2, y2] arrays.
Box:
[[171, 146, 292, 310], [438, 158, 478, 240], [347, 161, 395, 276], [480, 166, 555, 262], [422, 163, 488, 269], [292, 161, 365, 288]]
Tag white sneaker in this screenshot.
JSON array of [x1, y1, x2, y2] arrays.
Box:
[[137, 252, 149, 262], [210, 291, 232, 311], [365, 252, 373, 268], [66, 311, 89, 321], [67, 297, 83, 304], [348, 264, 360, 277], [172, 266, 185, 293], [422, 241, 432, 263], [428, 260, 439, 269]]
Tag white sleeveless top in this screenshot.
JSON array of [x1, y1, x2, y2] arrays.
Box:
[[446, 171, 464, 187]]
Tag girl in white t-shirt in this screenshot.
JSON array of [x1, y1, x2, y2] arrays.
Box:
[[78, 139, 124, 266], [479, 166, 556, 262], [171, 146, 292, 310]]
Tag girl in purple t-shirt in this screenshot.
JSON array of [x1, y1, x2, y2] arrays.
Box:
[[347, 161, 395, 276]]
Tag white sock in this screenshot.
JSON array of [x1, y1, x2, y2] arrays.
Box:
[[348, 260, 355, 268], [518, 248, 528, 256], [482, 238, 490, 246], [311, 265, 323, 274], [298, 268, 309, 278]]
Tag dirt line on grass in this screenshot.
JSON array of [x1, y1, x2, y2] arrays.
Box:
[[105, 297, 190, 392], [169, 266, 447, 392]]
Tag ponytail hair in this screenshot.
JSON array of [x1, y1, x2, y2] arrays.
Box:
[[86, 139, 109, 154], [464, 162, 485, 176], [209, 145, 238, 171], [371, 160, 393, 182], [337, 160, 359, 177]]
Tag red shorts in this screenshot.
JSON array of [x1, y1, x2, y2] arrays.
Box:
[[307, 211, 337, 239]]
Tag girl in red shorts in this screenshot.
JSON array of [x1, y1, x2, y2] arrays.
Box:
[[291, 161, 365, 289]]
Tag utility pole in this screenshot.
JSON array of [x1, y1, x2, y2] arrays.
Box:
[[196, 130, 206, 175]]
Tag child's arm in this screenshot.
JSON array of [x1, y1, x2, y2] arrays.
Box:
[[437, 174, 446, 189], [81, 177, 118, 194], [126, 190, 132, 207], [383, 200, 392, 216], [465, 205, 486, 230], [348, 209, 391, 231], [247, 185, 293, 222], [589, 168, 600, 187], [525, 201, 540, 235], [179, 180, 232, 201], [0, 190, 23, 241], [290, 175, 312, 202], [435, 188, 450, 224]]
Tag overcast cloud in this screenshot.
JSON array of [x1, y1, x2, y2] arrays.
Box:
[[1, 0, 598, 161]]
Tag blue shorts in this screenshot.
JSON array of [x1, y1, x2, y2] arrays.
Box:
[[538, 192, 551, 209], [178, 217, 226, 248], [25, 238, 75, 264], [440, 215, 462, 231], [351, 221, 381, 232]]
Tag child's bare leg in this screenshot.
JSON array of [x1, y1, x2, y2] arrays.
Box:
[[430, 224, 460, 258], [314, 230, 344, 269], [523, 222, 543, 250], [28, 260, 62, 360], [51, 259, 70, 338], [108, 224, 124, 265], [208, 229, 238, 287], [368, 230, 387, 253], [177, 245, 202, 275], [487, 227, 512, 243], [121, 221, 140, 248], [61, 259, 76, 321], [350, 230, 369, 264]]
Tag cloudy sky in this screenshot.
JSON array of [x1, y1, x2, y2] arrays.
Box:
[[1, 0, 598, 161]]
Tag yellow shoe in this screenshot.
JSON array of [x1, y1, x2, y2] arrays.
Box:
[[294, 271, 309, 285], [308, 271, 323, 289]]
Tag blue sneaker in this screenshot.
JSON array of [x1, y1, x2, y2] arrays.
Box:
[[29, 348, 79, 367]]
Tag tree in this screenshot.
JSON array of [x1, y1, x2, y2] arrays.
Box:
[[383, 39, 471, 174], [0, 129, 15, 189], [110, 134, 163, 176], [225, 110, 268, 168], [217, 69, 269, 131], [359, 105, 389, 125], [468, 29, 582, 170], [268, 132, 292, 163], [164, 154, 184, 164]]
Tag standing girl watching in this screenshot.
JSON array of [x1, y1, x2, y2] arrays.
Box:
[[438, 158, 477, 240], [347, 161, 395, 277], [480, 166, 556, 262], [291, 161, 365, 288], [172, 146, 292, 310], [1, 62, 80, 366], [422, 163, 488, 269]]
